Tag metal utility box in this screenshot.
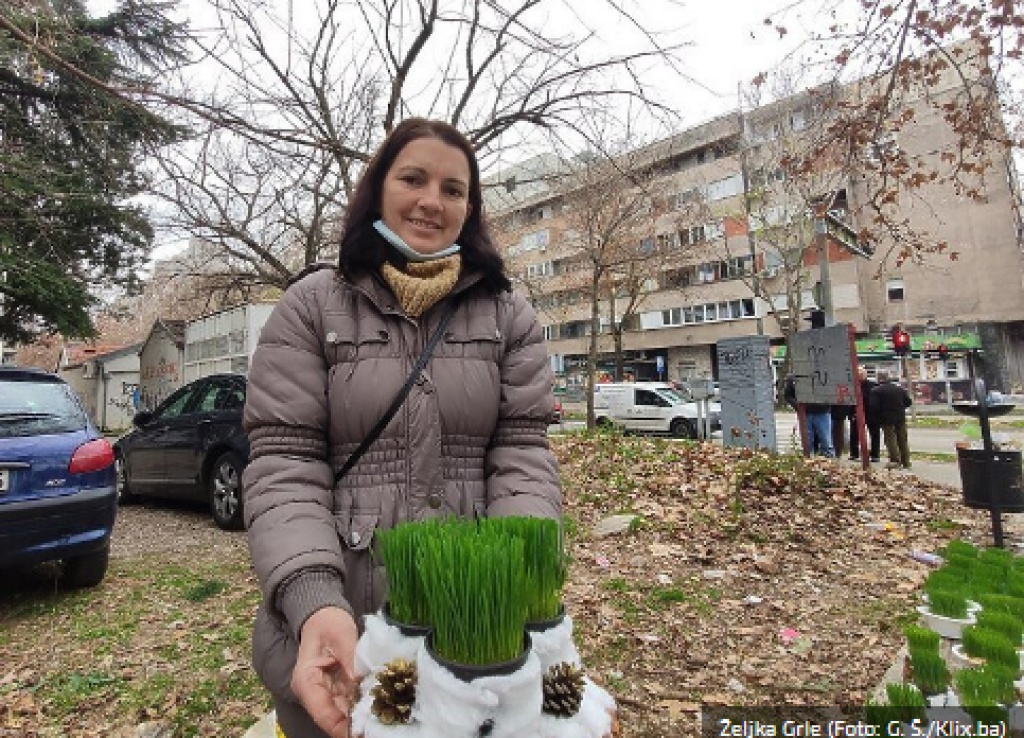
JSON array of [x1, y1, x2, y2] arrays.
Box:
[[717, 335, 776, 451]]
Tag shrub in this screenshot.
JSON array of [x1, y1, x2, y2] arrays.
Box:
[[926, 586, 970, 619], [904, 625, 941, 656], [977, 594, 1024, 622], [418, 522, 528, 666], [378, 518, 457, 626], [979, 548, 1015, 570], [925, 570, 968, 597], [972, 562, 1011, 599], [1006, 572, 1024, 599], [909, 650, 950, 696], [480, 516, 567, 622], [882, 683, 927, 724], [955, 664, 1016, 708], [975, 610, 1024, 646], [961, 626, 1020, 674]]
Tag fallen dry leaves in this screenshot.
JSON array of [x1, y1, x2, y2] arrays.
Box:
[[0, 435, 1006, 737], [559, 434, 1003, 737]]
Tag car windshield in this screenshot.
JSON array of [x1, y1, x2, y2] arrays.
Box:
[[657, 389, 688, 405], [0, 379, 88, 438]]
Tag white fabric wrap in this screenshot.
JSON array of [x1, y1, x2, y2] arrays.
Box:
[[350, 620, 616, 738], [411, 638, 543, 738], [529, 614, 580, 671], [355, 612, 425, 678]]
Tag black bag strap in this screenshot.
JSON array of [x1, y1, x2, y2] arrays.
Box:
[[333, 296, 460, 485]]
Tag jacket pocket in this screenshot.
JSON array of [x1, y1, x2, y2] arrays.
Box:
[[335, 510, 382, 621], [442, 327, 502, 362], [325, 322, 392, 364]]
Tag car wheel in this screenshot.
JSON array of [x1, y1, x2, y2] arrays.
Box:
[[671, 418, 696, 439], [115, 453, 137, 505], [209, 451, 244, 531], [63, 543, 110, 588]]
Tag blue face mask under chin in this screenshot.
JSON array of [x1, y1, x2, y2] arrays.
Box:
[[373, 220, 461, 263]]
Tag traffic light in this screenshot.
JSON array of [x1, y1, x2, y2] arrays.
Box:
[[891, 326, 911, 356], [938, 344, 949, 361]]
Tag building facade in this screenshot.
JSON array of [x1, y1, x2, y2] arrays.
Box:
[[59, 343, 142, 431], [138, 319, 186, 412], [485, 55, 1024, 403]]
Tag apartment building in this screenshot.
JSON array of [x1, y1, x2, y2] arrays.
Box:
[[484, 54, 1024, 403]]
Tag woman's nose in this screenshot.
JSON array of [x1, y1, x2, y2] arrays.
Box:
[[417, 183, 443, 211]]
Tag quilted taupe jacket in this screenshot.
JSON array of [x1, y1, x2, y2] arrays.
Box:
[[242, 266, 561, 700]]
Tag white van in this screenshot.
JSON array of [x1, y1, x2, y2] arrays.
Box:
[[593, 382, 721, 438]]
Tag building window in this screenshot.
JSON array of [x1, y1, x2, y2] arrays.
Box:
[[707, 174, 743, 202], [697, 263, 717, 283], [790, 107, 808, 132], [525, 261, 553, 279], [673, 188, 701, 208], [945, 361, 961, 379], [886, 279, 905, 303]]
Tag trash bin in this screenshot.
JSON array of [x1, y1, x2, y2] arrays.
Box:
[[957, 447, 1024, 512]]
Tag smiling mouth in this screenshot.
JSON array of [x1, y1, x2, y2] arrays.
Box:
[[408, 218, 441, 230]]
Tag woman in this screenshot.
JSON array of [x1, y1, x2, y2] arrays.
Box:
[[242, 118, 562, 738]]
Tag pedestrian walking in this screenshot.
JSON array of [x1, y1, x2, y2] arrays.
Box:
[[870, 371, 913, 469], [850, 366, 880, 462]]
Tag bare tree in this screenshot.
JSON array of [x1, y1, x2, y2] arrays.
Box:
[[141, 0, 686, 294], [717, 74, 851, 359], [530, 146, 697, 427], [759, 1, 1021, 264]]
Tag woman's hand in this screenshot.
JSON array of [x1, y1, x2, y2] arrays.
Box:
[[292, 606, 359, 738]]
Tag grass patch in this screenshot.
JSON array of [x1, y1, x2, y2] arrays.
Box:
[[182, 579, 229, 603], [911, 451, 957, 463], [926, 518, 965, 532], [601, 577, 630, 592], [1, 547, 264, 737]]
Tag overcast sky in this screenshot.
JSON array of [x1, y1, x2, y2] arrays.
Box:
[[88, 0, 806, 126], [85, 0, 813, 260]]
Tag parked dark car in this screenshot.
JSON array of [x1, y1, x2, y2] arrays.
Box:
[[0, 367, 117, 588], [114, 374, 248, 530]]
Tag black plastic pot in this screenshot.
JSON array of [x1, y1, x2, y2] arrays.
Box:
[[381, 602, 432, 639], [425, 631, 532, 682], [526, 604, 566, 634], [957, 448, 1024, 513]]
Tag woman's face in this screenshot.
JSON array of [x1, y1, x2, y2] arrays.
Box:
[[380, 137, 472, 255]]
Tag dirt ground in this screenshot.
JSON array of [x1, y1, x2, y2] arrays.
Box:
[[0, 434, 1010, 737]]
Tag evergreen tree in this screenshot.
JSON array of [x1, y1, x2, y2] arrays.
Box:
[[0, 0, 184, 342]]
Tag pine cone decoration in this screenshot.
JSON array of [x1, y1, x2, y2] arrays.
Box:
[[542, 662, 586, 718], [370, 658, 418, 725]]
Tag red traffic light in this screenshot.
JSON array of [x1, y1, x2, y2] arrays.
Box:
[[891, 327, 911, 355], [938, 344, 949, 360]]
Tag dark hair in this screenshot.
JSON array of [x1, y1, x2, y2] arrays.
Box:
[[338, 118, 511, 293]]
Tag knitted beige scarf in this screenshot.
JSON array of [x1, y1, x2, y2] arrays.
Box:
[[380, 254, 462, 318]]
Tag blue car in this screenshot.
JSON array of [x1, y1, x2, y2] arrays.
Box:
[[0, 367, 117, 588]]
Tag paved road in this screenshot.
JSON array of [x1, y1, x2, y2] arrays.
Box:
[[774, 412, 1024, 454]]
